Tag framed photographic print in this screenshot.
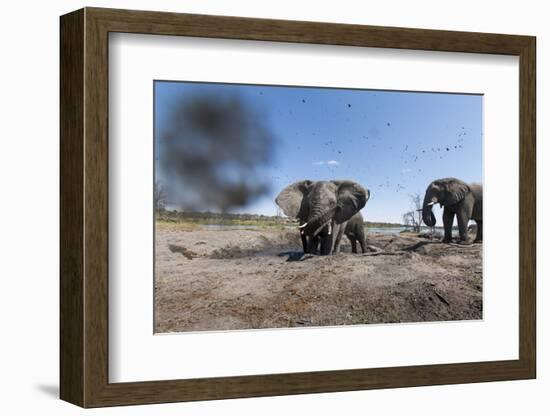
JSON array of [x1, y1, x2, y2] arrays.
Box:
[[60, 7, 536, 408]]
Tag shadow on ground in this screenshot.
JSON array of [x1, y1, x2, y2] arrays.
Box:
[[35, 384, 58, 399]]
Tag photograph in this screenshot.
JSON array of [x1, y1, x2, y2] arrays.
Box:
[[55, 6, 538, 408], [153, 80, 483, 333]]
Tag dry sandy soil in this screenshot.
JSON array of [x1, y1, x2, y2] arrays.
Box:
[[155, 223, 482, 333]]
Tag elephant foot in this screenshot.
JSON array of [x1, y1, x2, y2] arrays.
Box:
[[441, 238, 452, 244], [458, 239, 472, 246]]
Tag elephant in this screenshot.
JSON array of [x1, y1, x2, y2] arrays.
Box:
[[307, 212, 367, 254], [275, 180, 369, 255], [344, 212, 367, 253], [421, 177, 482, 244]]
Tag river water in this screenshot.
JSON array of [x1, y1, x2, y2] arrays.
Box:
[[199, 224, 454, 236]]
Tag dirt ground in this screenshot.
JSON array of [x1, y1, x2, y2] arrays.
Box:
[[154, 223, 482, 333]]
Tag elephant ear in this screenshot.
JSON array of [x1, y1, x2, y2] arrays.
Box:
[[332, 180, 368, 224], [275, 180, 313, 218], [442, 178, 470, 206]]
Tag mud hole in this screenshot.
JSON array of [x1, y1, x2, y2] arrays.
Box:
[[155, 224, 482, 333]]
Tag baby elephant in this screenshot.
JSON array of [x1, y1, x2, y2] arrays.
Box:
[[307, 212, 367, 254], [344, 212, 367, 253]]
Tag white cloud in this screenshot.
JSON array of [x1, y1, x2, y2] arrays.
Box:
[[313, 160, 340, 167]]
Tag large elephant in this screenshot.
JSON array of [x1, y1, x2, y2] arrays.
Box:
[[421, 177, 482, 244], [275, 180, 369, 255]]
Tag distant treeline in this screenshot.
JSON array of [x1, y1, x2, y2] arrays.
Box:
[[156, 210, 404, 228], [367, 221, 404, 228]]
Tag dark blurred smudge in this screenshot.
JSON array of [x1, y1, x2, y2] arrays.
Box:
[[157, 92, 274, 212]]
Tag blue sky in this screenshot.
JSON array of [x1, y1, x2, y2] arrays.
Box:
[[155, 81, 482, 223]]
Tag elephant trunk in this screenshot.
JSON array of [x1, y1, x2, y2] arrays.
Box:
[[304, 207, 335, 236], [422, 194, 437, 227]]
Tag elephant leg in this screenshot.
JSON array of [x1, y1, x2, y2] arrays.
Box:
[[300, 231, 308, 253], [332, 224, 345, 254], [456, 209, 471, 244], [475, 220, 482, 242], [358, 227, 367, 253], [442, 208, 454, 243], [320, 234, 332, 255], [350, 238, 357, 254], [310, 235, 320, 254]]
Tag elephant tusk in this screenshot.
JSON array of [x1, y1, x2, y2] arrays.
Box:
[[312, 221, 331, 237], [417, 201, 436, 211], [416, 202, 437, 212], [298, 222, 308, 229]]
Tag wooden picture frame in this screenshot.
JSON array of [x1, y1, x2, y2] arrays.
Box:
[[60, 7, 536, 408]]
